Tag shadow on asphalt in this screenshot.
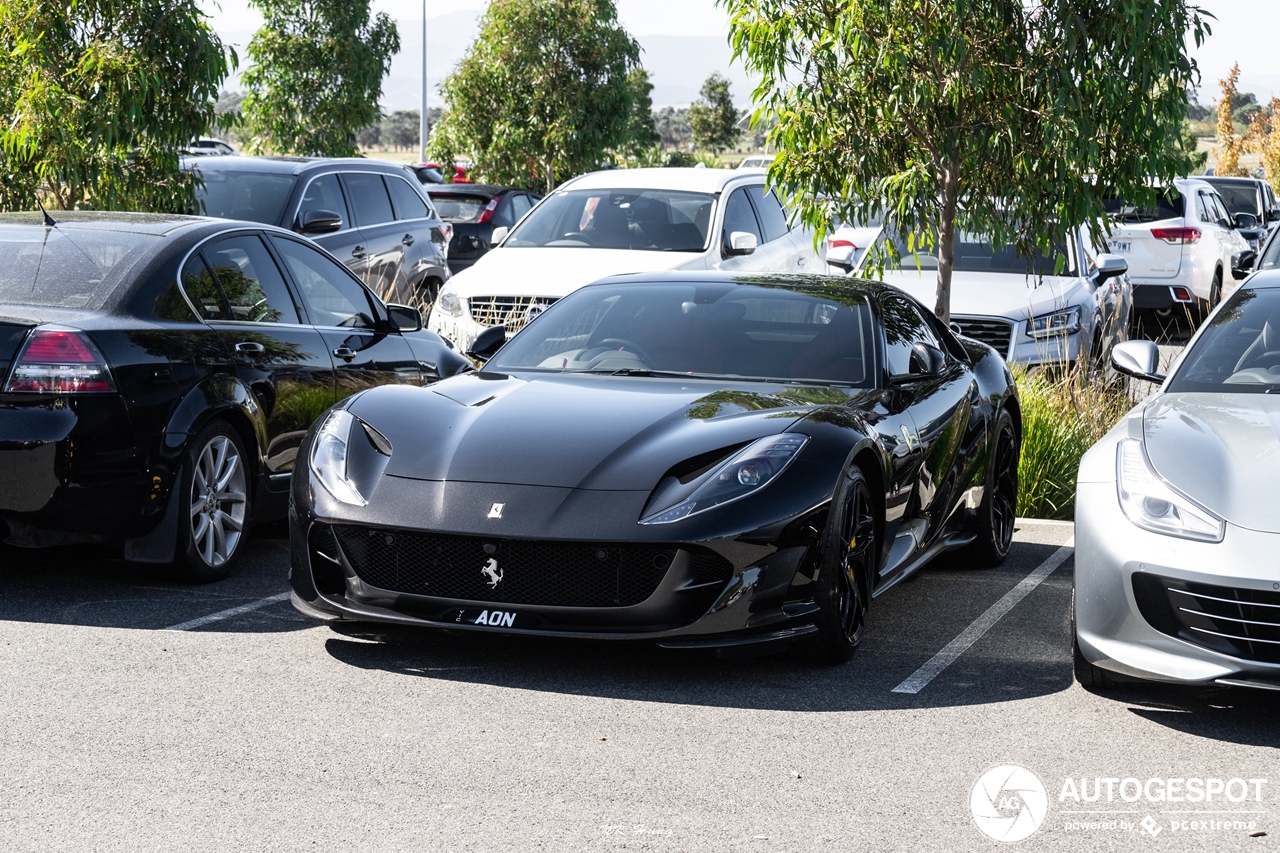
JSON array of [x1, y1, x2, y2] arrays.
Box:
[[1120, 688, 1280, 749]]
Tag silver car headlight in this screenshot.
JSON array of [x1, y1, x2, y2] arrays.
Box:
[[1116, 439, 1223, 542], [436, 284, 467, 317], [1027, 307, 1081, 338], [309, 410, 369, 506], [640, 434, 808, 525]]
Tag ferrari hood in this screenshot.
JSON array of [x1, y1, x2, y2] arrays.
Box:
[[346, 373, 848, 490], [879, 269, 1081, 320], [447, 247, 706, 299], [1143, 393, 1280, 534]]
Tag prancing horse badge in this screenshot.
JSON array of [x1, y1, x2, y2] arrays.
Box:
[[488, 503, 504, 519]]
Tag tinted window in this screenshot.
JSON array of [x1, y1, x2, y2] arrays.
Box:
[[493, 194, 515, 227], [1168, 288, 1280, 393], [0, 226, 154, 309], [194, 170, 295, 224], [431, 193, 490, 222], [203, 235, 299, 324], [882, 296, 939, 376], [297, 174, 348, 229], [884, 230, 1072, 276], [1260, 232, 1280, 271], [752, 189, 791, 243], [386, 176, 430, 221], [180, 254, 229, 320], [512, 194, 534, 220], [505, 189, 714, 252], [1211, 183, 1264, 218], [722, 188, 763, 247], [343, 173, 395, 227], [272, 238, 376, 328], [486, 282, 874, 386], [1104, 188, 1182, 223]]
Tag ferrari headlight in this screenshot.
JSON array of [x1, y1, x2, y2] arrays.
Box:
[[1027, 307, 1081, 338], [309, 409, 368, 506], [1116, 439, 1223, 542], [640, 434, 808, 525], [436, 285, 466, 317]]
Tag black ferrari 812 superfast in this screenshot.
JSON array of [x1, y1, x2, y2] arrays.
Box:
[[289, 272, 1020, 661]]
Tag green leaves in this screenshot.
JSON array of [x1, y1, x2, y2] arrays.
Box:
[[431, 0, 642, 193], [0, 0, 231, 212], [239, 0, 399, 157], [688, 72, 740, 154]]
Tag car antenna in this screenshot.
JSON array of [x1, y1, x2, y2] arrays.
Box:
[[35, 197, 57, 229]]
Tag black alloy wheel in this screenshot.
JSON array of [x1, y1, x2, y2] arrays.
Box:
[[173, 420, 251, 583], [961, 410, 1018, 567], [801, 465, 876, 664]]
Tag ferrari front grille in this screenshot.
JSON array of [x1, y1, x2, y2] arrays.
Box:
[[951, 316, 1014, 357], [328, 524, 732, 608], [1133, 573, 1280, 664], [468, 296, 559, 335]]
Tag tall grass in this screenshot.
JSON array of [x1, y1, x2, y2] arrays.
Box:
[[1015, 367, 1134, 520]]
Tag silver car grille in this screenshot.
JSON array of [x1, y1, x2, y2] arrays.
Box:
[[951, 316, 1014, 356], [469, 296, 559, 334]]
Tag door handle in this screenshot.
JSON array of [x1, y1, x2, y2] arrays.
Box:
[[402, 234, 415, 246], [797, 257, 807, 266], [333, 346, 357, 362], [352, 245, 366, 259], [234, 341, 265, 354]]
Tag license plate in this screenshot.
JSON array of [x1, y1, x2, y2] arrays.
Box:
[[445, 607, 525, 628], [1108, 240, 1131, 254]]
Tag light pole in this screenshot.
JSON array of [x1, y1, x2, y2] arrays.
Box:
[[419, 0, 428, 164]]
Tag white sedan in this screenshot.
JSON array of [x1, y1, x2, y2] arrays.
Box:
[[427, 168, 819, 350]]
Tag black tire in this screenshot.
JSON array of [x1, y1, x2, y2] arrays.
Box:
[[799, 465, 877, 664], [1198, 271, 1222, 324], [1071, 589, 1121, 691], [959, 410, 1019, 568], [172, 420, 252, 583]]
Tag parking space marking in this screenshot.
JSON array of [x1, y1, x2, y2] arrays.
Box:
[[891, 538, 1074, 694], [162, 592, 291, 631]]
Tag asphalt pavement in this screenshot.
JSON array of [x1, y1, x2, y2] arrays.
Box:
[[1, 517, 1276, 853]]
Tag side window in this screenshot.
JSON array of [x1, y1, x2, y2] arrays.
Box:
[[1212, 193, 1232, 227], [343, 172, 395, 227], [493, 194, 515, 227], [512, 193, 533, 221], [882, 296, 940, 376], [272, 237, 377, 329], [751, 188, 791, 243], [386, 176, 430, 221], [297, 174, 348, 230], [203, 234, 300, 324], [722, 188, 763, 248], [180, 254, 229, 320]]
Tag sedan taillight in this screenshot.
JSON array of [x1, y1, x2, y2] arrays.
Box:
[[829, 238, 856, 250], [4, 327, 116, 393], [1151, 227, 1201, 245]]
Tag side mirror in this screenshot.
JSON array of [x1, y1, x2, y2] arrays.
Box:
[[726, 231, 758, 256], [1232, 249, 1257, 280], [1094, 253, 1128, 283], [386, 303, 422, 333], [298, 208, 343, 234], [466, 324, 507, 361], [1111, 339, 1165, 383], [1235, 212, 1259, 230], [489, 226, 509, 245], [827, 257, 854, 275], [1268, 206, 1280, 223], [890, 342, 945, 383]]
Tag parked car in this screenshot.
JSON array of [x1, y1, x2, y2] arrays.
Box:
[[186, 155, 452, 308], [291, 271, 1020, 663], [425, 184, 542, 275], [824, 214, 882, 274], [738, 154, 775, 170], [427, 168, 820, 350], [1203, 175, 1279, 251], [0, 211, 470, 581], [1102, 178, 1253, 319], [408, 163, 446, 185], [838, 225, 1132, 369], [1074, 270, 1280, 691], [185, 137, 236, 156]]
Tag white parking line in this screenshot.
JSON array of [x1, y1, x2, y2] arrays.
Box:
[[163, 592, 291, 631], [891, 538, 1075, 694]]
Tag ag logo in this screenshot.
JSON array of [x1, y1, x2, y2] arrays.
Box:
[[481, 557, 503, 588], [970, 765, 1048, 843]]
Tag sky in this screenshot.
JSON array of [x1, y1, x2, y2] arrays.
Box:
[[199, 0, 1280, 104]]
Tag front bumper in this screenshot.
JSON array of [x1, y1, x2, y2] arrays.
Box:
[[1074, 480, 1280, 687]]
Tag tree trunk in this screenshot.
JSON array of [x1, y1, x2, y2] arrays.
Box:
[[545, 158, 555, 195], [934, 162, 960, 325]]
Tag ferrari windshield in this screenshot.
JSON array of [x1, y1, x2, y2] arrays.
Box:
[[486, 281, 875, 386], [1168, 287, 1280, 393], [503, 189, 714, 252]]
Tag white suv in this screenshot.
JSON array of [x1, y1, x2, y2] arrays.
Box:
[[1104, 177, 1252, 318], [427, 168, 818, 350]]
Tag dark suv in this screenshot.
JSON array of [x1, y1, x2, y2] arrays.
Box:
[[425, 184, 541, 274], [188, 156, 452, 308]]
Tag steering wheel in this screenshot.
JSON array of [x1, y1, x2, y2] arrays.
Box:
[[596, 338, 654, 365]]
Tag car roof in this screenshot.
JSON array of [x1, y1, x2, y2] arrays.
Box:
[[0, 210, 210, 236], [1204, 175, 1265, 187], [425, 184, 519, 197], [588, 269, 889, 295], [561, 167, 762, 194], [184, 154, 408, 176]]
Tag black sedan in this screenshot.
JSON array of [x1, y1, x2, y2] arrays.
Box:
[[290, 272, 1020, 662], [425, 185, 540, 275], [0, 212, 470, 581]]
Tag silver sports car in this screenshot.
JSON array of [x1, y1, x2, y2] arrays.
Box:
[[1074, 268, 1280, 690]]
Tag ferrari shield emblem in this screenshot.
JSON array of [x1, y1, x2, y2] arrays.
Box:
[[488, 502, 504, 519]]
